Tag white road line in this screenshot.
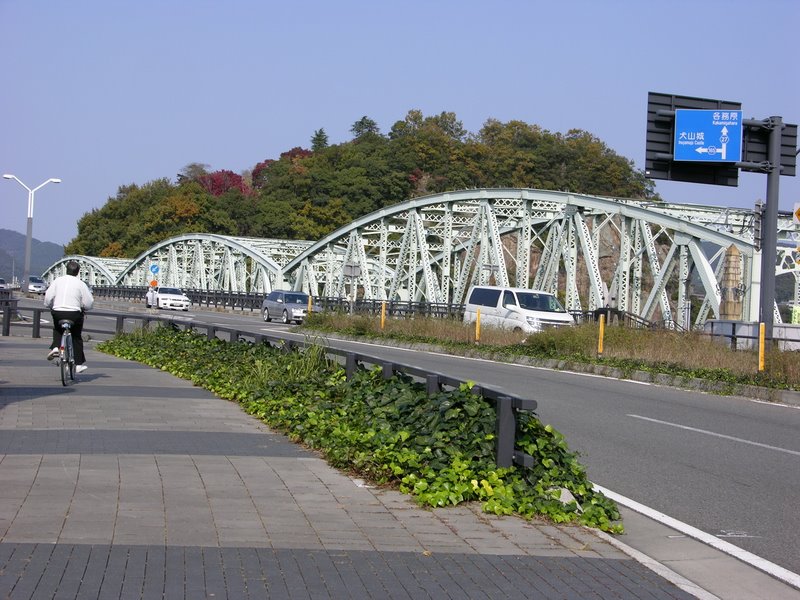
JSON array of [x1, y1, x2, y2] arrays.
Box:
[[627, 414, 800, 457], [592, 528, 721, 600], [593, 484, 800, 591]]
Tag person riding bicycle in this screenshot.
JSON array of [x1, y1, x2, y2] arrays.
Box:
[[44, 260, 94, 373]]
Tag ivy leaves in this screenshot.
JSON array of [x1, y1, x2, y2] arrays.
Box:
[[99, 326, 622, 533]]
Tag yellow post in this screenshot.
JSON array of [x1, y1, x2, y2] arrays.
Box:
[[475, 308, 481, 343], [307, 295, 312, 315], [598, 314, 605, 356], [758, 322, 766, 372], [380, 301, 386, 330]]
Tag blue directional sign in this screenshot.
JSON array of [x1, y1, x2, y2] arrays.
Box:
[[149, 264, 159, 274], [674, 109, 742, 162]]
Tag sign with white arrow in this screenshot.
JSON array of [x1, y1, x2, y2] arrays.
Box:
[[674, 109, 743, 162]]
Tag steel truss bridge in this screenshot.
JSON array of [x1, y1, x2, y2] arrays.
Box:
[[45, 189, 799, 329]]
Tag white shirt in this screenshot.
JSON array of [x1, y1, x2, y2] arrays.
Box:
[[44, 275, 94, 312]]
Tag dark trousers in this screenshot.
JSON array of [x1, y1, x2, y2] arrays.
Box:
[[50, 310, 87, 365]]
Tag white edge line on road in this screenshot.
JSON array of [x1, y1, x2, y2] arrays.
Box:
[[304, 336, 800, 407], [591, 528, 721, 600], [628, 414, 800, 457], [593, 483, 800, 591]]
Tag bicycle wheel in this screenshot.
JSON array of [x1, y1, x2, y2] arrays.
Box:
[[60, 344, 69, 386], [67, 334, 75, 381], [59, 332, 74, 386]]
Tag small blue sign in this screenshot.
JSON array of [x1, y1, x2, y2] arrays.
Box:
[[149, 264, 159, 274], [674, 109, 742, 162]]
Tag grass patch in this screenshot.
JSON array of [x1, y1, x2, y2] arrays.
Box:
[[304, 313, 800, 391]]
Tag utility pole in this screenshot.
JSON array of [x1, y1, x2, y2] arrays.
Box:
[[753, 117, 783, 340]]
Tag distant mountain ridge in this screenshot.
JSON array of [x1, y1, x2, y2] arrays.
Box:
[[0, 229, 65, 282]]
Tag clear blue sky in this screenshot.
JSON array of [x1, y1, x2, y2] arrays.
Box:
[[2, 0, 798, 246]]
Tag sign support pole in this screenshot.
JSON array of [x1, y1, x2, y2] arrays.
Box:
[[758, 116, 783, 341]]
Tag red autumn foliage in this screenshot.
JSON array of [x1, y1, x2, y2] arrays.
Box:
[[251, 160, 275, 189], [280, 147, 312, 161], [197, 170, 250, 197]]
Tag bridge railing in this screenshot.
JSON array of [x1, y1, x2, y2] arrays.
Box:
[[90, 286, 467, 318], [315, 297, 465, 319], [570, 308, 656, 329], [90, 286, 670, 327], [2, 305, 537, 469]]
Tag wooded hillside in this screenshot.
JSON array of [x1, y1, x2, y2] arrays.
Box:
[[66, 110, 658, 258]]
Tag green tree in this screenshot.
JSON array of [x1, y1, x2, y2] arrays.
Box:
[[136, 182, 236, 254], [311, 128, 329, 152], [388, 110, 472, 196], [350, 116, 381, 140], [291, 198, 352, 240], [66, 179, 174, 256], [177, 162, 211, 184]]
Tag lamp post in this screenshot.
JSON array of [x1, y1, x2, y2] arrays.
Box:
[[3, 174, 61, 292]]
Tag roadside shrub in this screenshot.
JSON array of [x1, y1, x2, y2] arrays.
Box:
[[99, 326, 622, 532]]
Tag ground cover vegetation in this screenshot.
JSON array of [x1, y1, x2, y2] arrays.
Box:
[[66, 110, 658, 258], [98, 326, 623, 533], [302, 312, 800, 392]]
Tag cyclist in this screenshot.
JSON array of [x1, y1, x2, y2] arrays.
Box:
[[44, 260, 94, 373]]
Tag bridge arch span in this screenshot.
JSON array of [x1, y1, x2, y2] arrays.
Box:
[[41, 189, 798, 328], [43, 256, 131, 287], [284, 188, 796, 328], [114, 233, 314, 293]]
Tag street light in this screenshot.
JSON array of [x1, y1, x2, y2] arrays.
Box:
[[3, 174, 61, 292]]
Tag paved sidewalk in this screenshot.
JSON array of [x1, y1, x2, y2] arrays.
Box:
[[0, 336, 706, 598]]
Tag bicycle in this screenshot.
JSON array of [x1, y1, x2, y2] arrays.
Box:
[[55, 319, 76, 386]]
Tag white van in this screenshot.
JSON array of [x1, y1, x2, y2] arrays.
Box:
[[463, 286, 574, 333]]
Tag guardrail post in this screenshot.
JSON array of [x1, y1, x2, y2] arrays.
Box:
[[345, 353, 357, 378], [426, 374, 440, 395], [116, 316, 125, 334], [1, 306, 9, 336], [32, 310, 42, 338], [495, 395, 515, 468], [207, 326, 216, 341], [382, 362, 393, 380]]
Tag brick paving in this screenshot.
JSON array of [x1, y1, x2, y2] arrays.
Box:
[[0, 336, 695, 599]]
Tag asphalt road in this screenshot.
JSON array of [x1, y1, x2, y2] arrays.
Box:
[[20, 300, 800, 576]]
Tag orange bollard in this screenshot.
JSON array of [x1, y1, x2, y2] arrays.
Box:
[[598, 314, 605, 357]]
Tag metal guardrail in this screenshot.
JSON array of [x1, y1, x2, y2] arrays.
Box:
[[90, 286, 669, 326], [571, 308, 657, 329], [0, 291, 19, 336], [704, 319, 800, 351], [2, 306, 537, 469], [89, 286, 467, 318]]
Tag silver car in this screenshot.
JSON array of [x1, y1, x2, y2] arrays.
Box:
[[27, 276, 47, 293], [261, 290, 319, 324]]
